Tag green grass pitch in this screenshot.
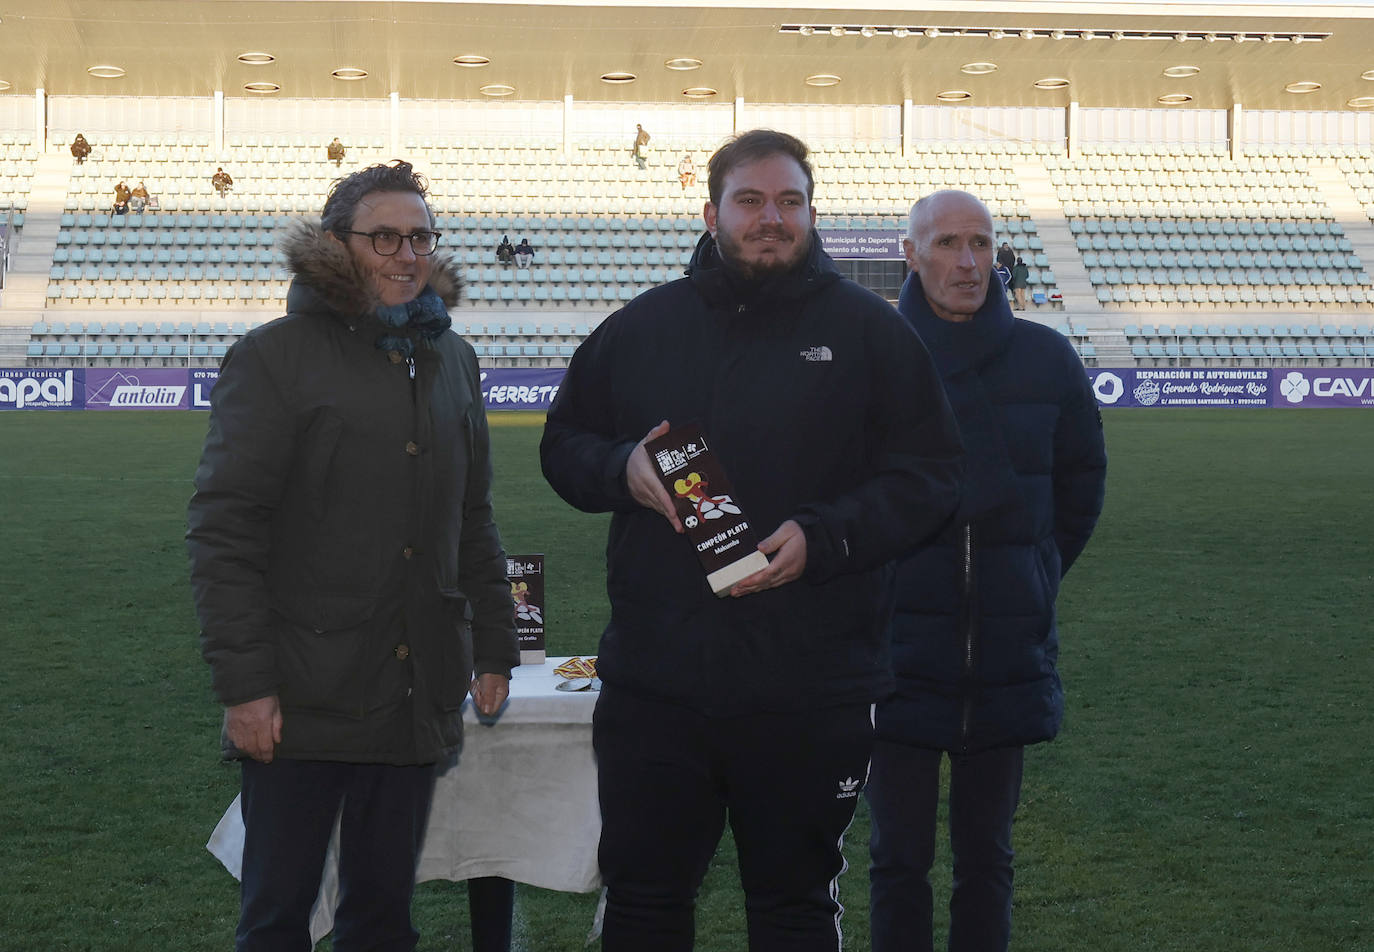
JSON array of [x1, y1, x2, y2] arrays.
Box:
[[0, 409, 1369, 950]]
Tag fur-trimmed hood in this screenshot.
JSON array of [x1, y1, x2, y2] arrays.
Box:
[[278, 219, 463, 322]]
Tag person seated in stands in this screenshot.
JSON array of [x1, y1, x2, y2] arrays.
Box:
[[129, 182, 150, 213], [677, 154, 696, 190], [514, 238, 534, 269], [113, 181, 132, 215], [211, 167, 234, 196], [496, 235, 515, 266], [327, 137, 346, 166], [70, 133, 92, 164]]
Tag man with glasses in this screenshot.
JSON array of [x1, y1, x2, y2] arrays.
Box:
[[188, 160, 518, 951]]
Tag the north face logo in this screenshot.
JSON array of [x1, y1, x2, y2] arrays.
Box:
[[801, 346, 833, 362]]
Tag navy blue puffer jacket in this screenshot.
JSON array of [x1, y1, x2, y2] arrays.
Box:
[[875, 272, 1106, 754]]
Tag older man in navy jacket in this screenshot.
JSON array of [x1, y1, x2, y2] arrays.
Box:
[[868, 190, 1107, 952]]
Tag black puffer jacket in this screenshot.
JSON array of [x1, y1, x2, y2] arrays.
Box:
[[876, 272, 1106, 754], [187, 221, 517, 764], [540, 232, 963, 716]]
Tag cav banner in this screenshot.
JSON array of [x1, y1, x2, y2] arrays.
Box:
[[1271, 368, 1374, 408], [1087, 368, 1271, 408]]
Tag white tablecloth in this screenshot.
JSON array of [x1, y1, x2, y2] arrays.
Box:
[[206, 659, 602, 941]]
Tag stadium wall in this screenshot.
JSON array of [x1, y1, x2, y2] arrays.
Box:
[[5, 366, 1373, 412]]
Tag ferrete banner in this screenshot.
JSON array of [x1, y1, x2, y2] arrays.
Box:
[[819, 229, 904, 260]]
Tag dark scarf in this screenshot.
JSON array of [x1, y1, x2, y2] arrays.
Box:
[[374, 287, 452, 359]]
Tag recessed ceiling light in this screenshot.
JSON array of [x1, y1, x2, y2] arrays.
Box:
[[961, 62, 999, 75], [244, 81, 280, 94], [0, 80, 11, 92], [332, 67, 368, 81], [1285, 81, 1321, 94], [892, 27, 909, 38], [600, 72, 637, 84], [1020, 29, 1035, 39], [798, 25, 815, 36], [682, 87, 718, 98], [1347, 96, 1374, 109], [829, 26, 846, 37], [1363, 69, 1374, 81], [87, 65, 126, 79], [1157, 93, 1193, 104], [1034, 77, 1071, 90], [237, 52, 275, 65], [805, 74, 842, 87], [936, 90, 972, 102], [479, 83, 515, 97], [989, 29, 1005, 40], [860, 26, 877, 38], [453, 55, 491, 68], [1051, 29, 1066, 40], [924, 27, 940, 38], [1080, 31, 1097, 41], [665, 58, 703, 71], [1163, 66, 1200, 79]]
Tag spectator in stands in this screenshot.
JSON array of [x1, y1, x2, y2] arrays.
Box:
[[631, 123, 650, 170], [112, 181, 132, 215], [129, 182, 150, 213], [1010, 255, 1030, 310], [677, 153, 696, 190], [868, 189, 1107, 952], [211, 167, 234, 196], [540, 129, 963, 952], [327, 137, 346, 166], [70, 133, 91, 164], [495, 235, 515, 266], [187, 160, 517, 952], [996, 240, 1015, 273], [514, 238, 534, 269]]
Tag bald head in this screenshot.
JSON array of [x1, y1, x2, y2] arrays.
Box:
[[903, 190, 997, 323]]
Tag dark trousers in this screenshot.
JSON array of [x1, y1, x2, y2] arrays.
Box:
[[467, 876, 514, 952], [866, 741, 1025, 952], [237, 758, 437, 952], [593, 685, 874, 952]]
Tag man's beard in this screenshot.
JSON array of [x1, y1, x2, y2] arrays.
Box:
[[715, 228, 811, 281]]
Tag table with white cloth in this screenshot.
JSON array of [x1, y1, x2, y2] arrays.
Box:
[[206, 659, 602, 941]]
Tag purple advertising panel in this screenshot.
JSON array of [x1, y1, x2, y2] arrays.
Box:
[[819, 229, 904, 260], [183, 366, 562, 411], [84, 368, 193, 410], [480, 368, 563, 410], [1087, 368, 1271, 408], [189, 369, 219, 409], [0, 368, 82, 410], [1270, 368, 1374, 408]]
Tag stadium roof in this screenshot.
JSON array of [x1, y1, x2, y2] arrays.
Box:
[[1, 1, 1372, 113]]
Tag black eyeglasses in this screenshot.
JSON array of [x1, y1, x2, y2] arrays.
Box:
[[338, 229, 442, 256]]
